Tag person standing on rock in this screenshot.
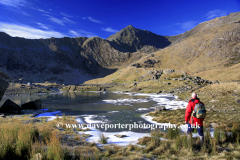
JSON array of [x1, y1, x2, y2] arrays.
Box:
[[185, 92, 206, 143]]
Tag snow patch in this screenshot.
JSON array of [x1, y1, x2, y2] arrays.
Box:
[[83, 115, 106, 124], [108, 111, 119, 113], [103, 98, 149, 106], [137, 108, 149, 111]]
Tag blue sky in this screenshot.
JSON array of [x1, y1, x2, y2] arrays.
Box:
[[0, 0, 239, 39]]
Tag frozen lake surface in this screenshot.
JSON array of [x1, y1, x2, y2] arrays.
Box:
[[3, 91, 201, 146]]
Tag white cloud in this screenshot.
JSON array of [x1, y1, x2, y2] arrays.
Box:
[[88, 17, 102, 23], [13, 8, 30, 16], [38, 8, 51, 14], [60, 12, 73, 17], [206, 9, 227, 20], [82, 17, 86, 20], [101, 27, 118, 33], [69, 30, 97, 38], [0, 22, 65, 39], [0, 0, 30, 16], [37, 22, 48, 30], [43, 15, 76, 26], [62, 17, 75, 24], [0, 0, 27, 8], [47, 16, 65, 26], [69, 30, 78, 37], [174, 21, 198, 31]]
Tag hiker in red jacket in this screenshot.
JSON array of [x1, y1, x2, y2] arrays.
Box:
[[185, 93, 205, 142]]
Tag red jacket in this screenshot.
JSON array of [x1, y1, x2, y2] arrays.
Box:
[[185, 98, 205, 126]]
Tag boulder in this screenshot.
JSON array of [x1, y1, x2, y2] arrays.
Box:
[[178, 78, 185, 81], [0, 99, 21, 114], [237, 99, 240, 104], [152, 75, 157, 80], [157, 90, 162, 94], [131, 87, 141, 92], [163, 82, 171, 85], [211, 80, 219, 84], [211, 123, 219, 128], [115, 134, 127, 138], [143, 59, 157, 65], [69, 85, 76, 91], [101, 88, 106, 91], [155, 106, 166, 111], [194, 76, 201, 80], [163, 69, 175, 74], [21, 99, 42, 110], [132, 63, 141, 68], [0, 78, 9, 102]]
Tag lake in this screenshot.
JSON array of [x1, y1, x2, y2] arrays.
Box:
[[1, 91, 188, 133]]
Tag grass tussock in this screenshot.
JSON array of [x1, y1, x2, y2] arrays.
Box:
[[46, 132, 71, 160], [0, 123, 39, 159], [99, 133, 108, 144], [166, 126, 180, 140]]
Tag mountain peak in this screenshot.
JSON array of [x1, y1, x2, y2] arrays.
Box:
[[126, 25, 135, 29], [107, 25, 171, 52]]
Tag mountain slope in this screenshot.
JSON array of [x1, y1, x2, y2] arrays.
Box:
[[107, 25, 171, 52], [85, 12, 240, 83], [154, 12, 240, 77], [0, 33, 129, 84], [0, 25, 170, 84]]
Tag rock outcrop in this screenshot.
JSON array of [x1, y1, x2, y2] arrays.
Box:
[[21, 99, 42, 110], [0, 99, 21, 114], [155, 106, 166, 111], [0, 78, 9, 101]]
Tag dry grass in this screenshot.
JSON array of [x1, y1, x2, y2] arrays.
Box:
[[148, 82, 240, 129], [148, 109, 186, 125], [85, 15, 240, 85], [197, 63, 240, 81], [1, 113, 240, 159], [0, 115, 93, 159], [99, 133, 108, 144]]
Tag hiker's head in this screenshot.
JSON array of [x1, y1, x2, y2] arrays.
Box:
[[191, 92, 197, 99]]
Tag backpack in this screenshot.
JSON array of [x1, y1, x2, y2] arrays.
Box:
[[192, 102, 206, 118]]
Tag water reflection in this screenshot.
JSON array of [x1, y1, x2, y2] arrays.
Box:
[[0, 91, 166, 132]]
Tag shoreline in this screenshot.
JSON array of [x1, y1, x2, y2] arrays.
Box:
[[28, 91, 190, 146], [0, 85, 235, 146]]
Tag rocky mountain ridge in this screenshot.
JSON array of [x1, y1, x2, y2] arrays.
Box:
[[0, 26, 171, 84], [1, 12, 240, 85], [85, 12, 240, 84]]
